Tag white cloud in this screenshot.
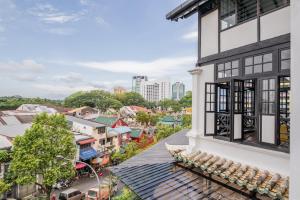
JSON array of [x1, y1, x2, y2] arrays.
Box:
[[0, 59, 45, 73], [13, 74, 41, 82], [54, 72, 83, 83], [95, 16, 107, 26], [77, 56, 195, 77], [182, 31, 198, 41], [28, 4, 85, 24]]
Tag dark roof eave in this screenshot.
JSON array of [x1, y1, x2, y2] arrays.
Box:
[[166, 0, 209, 21]]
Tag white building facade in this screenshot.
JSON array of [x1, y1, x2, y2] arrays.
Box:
[[140, 80, 171, 102], [167, 0, 295, 198], [132, 76, 148, 94]]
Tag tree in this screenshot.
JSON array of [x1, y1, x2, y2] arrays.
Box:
[[182, 114, 192, 128], [10, 114, 76, 198], [179, 91, 192, 108], [136, 111, 150, 126], [155, 125, 183, 141], [0, 180, 10, 194], [116, 92, 147, 107], [0, 150, 11, 194], [159, 99, 182, 113], [113, 187, 140, 200], [149, 114, 160, 126]]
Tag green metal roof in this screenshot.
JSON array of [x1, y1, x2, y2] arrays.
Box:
[[130, 129, 143, 138], [95, 116, 118, 126]]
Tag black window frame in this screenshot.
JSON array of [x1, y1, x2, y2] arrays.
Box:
[[260, 0, 290, 15], [217, 59, 239, 79], [280, 48, 291, 71], [261, 78, 276, 115], [244, 52, 273, 75]]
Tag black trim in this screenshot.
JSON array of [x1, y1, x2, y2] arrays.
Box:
[[198, 34, 290, 66]]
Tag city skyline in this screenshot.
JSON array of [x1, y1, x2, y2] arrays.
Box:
[[0, 0, 197, 99]]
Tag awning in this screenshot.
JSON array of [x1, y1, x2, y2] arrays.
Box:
[[80, 147, 98, 161], [75, 162, 86, 170], [78, 138, 97, 145]]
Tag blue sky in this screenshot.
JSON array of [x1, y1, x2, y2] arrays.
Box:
[[0, 0, 197, 99]]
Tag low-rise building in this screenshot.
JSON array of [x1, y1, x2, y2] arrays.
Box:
[[68, 106, 98, 118]]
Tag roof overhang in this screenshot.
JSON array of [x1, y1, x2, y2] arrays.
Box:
[[166, 0, 209, 21]]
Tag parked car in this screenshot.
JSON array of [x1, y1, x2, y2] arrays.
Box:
[[58, 188, 85, 200], [86, 187, 108, 200]]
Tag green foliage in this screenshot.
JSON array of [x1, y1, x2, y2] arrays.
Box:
[[136, 111, 150, 126], [159, 99, 182, 113], [155, 124, 183, 141], [116, 92, 147, 107], [113, 187, 140, 200], [64, 90, 123, 112], [0, 150, 11, 163], [182, 114, 192, 128], [0, 96, 62, 110], [0, 179, 11, 194], [10, 113, 76, 197], [179, 91, 192, 108]]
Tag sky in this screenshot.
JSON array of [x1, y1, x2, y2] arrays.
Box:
[[0, 0, 198, 99]]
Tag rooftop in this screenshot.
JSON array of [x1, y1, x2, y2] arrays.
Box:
[[94, 116, 118, 126], [109, 130, 251, 199], [66, 115, 106, 128], [0, 135, 12, 149], [0, 123, 32, 138]]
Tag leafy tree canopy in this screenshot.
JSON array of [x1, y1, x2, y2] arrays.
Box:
[[115, 92, 147, 107], [10, 113, 76, 198], [155, 124, 183, 141], [179, 91, 192, 108], [182, 114, 192, 128], [0, 150, 11, 163], [0, 179, 10, 194], [159, 99, 182, 113]]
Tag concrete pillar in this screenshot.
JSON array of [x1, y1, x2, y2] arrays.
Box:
[[290, 0, 300, 198], [186, 67, 202, 152]]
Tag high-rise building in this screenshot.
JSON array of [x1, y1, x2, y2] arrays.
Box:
[[132, 76, 148, 94], [172, 82, 185, 100], [140, 80, 171, 102], [158, 80, 171, 101], [140, 81, 160, 102]]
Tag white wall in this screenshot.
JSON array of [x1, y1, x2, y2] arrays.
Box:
[[201, 10, 219, 58], [290, 0, 300, 198], [261, 116, 275, 144], [221, 19, 258, 52], [260, 6, 290, 41]]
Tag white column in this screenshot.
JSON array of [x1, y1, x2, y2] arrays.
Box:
[[290, 0, 300, 198], [186, 67, 202, 152]]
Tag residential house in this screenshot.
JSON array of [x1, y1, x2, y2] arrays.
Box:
[[94, 116, 128, 128], [119, 106, 151, 118], [68, 106, 98, 118], [73, 133, 99, 164], [130, 129, 146, 143], [66, 115, 107, 153], [163, 0, 291, 199], [107, 126, 132, 150]]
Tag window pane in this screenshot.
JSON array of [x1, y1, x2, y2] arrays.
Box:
[[262, 91, 268, 102], [270, 79, 275, 90], [262, 103, 268, 114], [254, 64, 262, 73], [263, 80, 268, 90], [260, 0, 289, 14], [218, 71, 225, 78], [225, 62, 231, 69], [232, 69, 239, 76], [281, 49, 290, 59], [220, 0, 237, 30], [245, 66, 253, 74], [218, 64, 224, 71], [254, 55, 262, 64], [237, 0, 257, 23], [245, 57, 253, 66], [281, 60, 290, 70], [232, 60, 239, 68], [263, 63, 273, 72], [225, 70, 231, 77], [263, 53, 272, 62], [269, 103, 275, 115], [269, 91, 275, 102]]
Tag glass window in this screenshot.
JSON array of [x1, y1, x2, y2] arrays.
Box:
[[244, 53, 273, 75], [237, 0, 257, 23], [260, 0, 290, 14], [217, 60, 239, 79], [220, 0, 237, 30], [261, 78, 276, 115], [280, 49, 290, 70]]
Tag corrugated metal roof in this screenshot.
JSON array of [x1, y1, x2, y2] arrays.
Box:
[[110, 130, 251, 200], [0, 123, 31, 138], [0, 135, 12, 149], [94, 116, 118, 126], [67, 115, 106, 128]]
